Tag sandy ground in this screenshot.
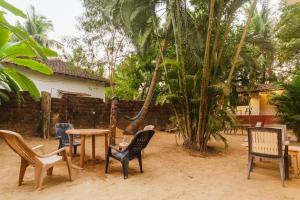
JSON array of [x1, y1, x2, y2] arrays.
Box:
[[0, 131, 300, 200]]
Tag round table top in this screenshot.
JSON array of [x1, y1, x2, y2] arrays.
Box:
[[66, 129, 110, 136]]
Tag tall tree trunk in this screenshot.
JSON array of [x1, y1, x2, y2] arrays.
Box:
[[109, 64, 115, 95], [210, 0, 224, 71], [219, 0, 257, 108], [196, 0, 215, 151], [124, 37, 169, 135], [226, 0, 257, 85], [175, 0, 192, 140], [213, 14, 234, 80]]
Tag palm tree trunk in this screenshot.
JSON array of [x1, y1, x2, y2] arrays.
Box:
[[124, 36, 169, 135], [213, 14, 234, 80], [226, 0, 257, 85], [175, 0, 192, 140], [220, 0, 257, 107], [210, 0, 224, 71], [196, 0, 215, 150]]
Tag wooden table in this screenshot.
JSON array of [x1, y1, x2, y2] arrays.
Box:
[[66, 129, 110, 168], [287, 145, 300, 178]]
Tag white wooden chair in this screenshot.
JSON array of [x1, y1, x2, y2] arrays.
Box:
[[0, 130, 72, 190], [264, 124, 287, 143], [247, 127, 285, 186]]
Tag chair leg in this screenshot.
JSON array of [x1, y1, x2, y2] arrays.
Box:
[[105, 155, 110, 173], [279, 158, 285, 187], [66, 156, 72, 181], [47, 167, 53, 176], [137, 153, 143, 173], [122, 158, 129, 179], [296, 156, 300, 177], [248, 155, 254, 179], [74, 146, 77, 155], [19, 158, 29, 186], [35, 164, 45, 190], [105, 148, 111, 173]]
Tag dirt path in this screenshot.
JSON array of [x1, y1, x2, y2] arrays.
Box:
[[0, 132, 299, 200]]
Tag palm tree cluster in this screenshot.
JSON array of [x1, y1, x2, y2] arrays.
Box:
[[81, 0, 280, 151]]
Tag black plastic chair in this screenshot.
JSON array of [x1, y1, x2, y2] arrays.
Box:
[[105, 129, 155, 179], [55, 123, 80, 154]]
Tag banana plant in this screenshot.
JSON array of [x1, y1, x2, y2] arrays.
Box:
[[0, 0, 56, 104]]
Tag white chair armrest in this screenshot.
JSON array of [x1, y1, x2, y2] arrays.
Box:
[[32, 145, 45, 154], [39, 147, 67, 158]]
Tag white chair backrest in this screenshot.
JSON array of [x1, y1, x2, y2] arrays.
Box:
[[264, 124, 287, 143], [248, 128, 282, 156], [0, 130, 38, 165], [255, 122, 263, 127]]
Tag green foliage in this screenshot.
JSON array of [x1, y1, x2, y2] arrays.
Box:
[[0, 0, 26, 18], [83, 0, 160, 54], [0, 1, 56, 104], [106, 54, 159, 100], [7, 58, 53, 75], [270, 73, 300, 141], [276, 3, 300, 62]]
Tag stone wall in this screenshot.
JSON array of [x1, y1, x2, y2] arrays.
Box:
[[0, 92, 173, 136], [0, 93, 41, 136]]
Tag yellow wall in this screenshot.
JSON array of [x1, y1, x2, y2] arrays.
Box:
[[236, 90, 283, 116], [236, 95, 260, 115]]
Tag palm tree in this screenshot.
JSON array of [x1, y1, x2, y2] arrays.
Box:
[[16, 5, 62, 48], [89, 0, 171, 135]]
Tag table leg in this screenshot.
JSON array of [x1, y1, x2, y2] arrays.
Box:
[[105, 133, 108, 158], [284, 145, 289, 180], [92, 135, 95, 159], [69, 134, 73, 160], [80, 136, 86, 168]]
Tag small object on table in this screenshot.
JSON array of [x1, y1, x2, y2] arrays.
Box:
[[66, 129, 110, 169]]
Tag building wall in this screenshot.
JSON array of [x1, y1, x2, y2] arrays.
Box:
[[236, 95, 260, 115], [15, 67, 106, 99], [260, 92, 275, 115], [260, 91, 282, 115], [236, 90, 283, 116]]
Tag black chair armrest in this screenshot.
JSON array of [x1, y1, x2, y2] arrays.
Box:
[[109, 144, 123, 153]]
